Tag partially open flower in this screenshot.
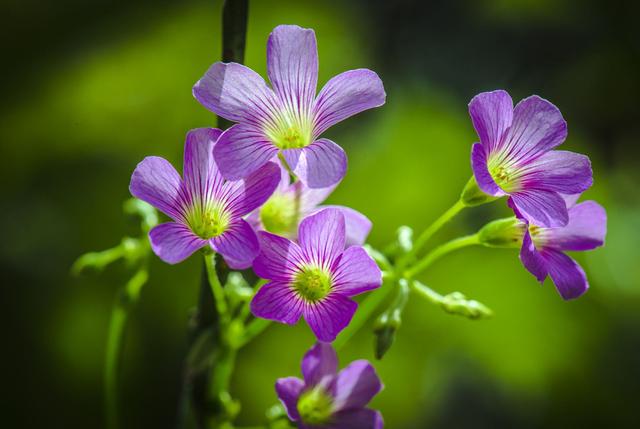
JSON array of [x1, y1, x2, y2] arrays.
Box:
[[276, 342, 384, 429], [517, 195, 607, 300], [129, 128, 280, 268], [468, 90, 592, 227], [250, 208, 381, 342], [246, 163, 372, 246], [193, 25, 386, 188]]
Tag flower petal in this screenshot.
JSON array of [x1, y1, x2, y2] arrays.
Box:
[[519, 230, 548, 283], [468, 89, 513, 154], [470, 142, 504, 196], [544, 201, 607, 251], [182, 128, 225, 204], [253, 231, 306, 281], [210, 219, 259, 269], [301, 342, 338, 386], [193, 62, 280, 127], [331, 246, 381, 296], [298, 208, 346, 267], [331, 409, 384, 429], [502, 95, 567, 164], [129, 156, 184, 221], [250, 280, 304, 324], [267, 25, 318, 113], [213, 124, 279, 180], [275, 377, 305, 422], [518, 150, 593, 195], [149, 222, 206, 264], [298, 183, 336, 214], [509, 190, 569, 227], [283, 138, 347, 189], [543, 249, 589, 300], [313, 69, 386, 136], [333, 360, 382, 411], [224, 161, 281, 216], [333, 206, 373, 246], [303, 294, 357, 342]]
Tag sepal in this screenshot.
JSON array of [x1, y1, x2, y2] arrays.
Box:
[[477, 217, 526, 248], [461, 176, 499, 207]]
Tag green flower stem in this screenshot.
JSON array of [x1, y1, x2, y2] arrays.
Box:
[[238, 318, 271, 348], [399, 199, 466, 269], [204, 251, 229, 326], [404, 234, 479, 279], [105, 267, 148, 429], [333, 272, 396, 351]]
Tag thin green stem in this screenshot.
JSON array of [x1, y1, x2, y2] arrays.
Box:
[[204, 252, 229, 325], [401, 199, 466, 268], [410, 280, 444, 305], [105, 268, 148, 429], [239, 318, 271, 347], [333, 273, 396, 351], [405, 234, 479, 279]]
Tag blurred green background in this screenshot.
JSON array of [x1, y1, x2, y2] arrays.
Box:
[[3, 0, 639, 427]]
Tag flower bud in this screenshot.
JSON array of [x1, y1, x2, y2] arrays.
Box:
[[441, 291, 493, 319], [373, 280, 409, 359], [460, 176, 498, 207], [477, 217, 526, 248], [397, 226, 414, 253]]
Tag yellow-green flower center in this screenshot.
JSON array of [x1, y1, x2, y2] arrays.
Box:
[[293, 267, 332, 302], [260, 193, 298, 236], [297, 387, 334, 426], [264, 110, 313, 150], [489, 163, 520, 192], [186, 203, 231, 239]]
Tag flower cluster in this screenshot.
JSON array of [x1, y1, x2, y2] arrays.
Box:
[[469, 90, 606, 299], [130, 24, 385, 428], [125, 22, 606, 429]]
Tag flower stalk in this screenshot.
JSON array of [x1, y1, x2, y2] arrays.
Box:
[[398, 199, 466, 270], [404, 233, 480, 279]]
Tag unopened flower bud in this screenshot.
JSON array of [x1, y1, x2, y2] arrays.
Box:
[[373, 280, 409, 359], [397, 226, 414, 253], [441, 291, 493, 319]]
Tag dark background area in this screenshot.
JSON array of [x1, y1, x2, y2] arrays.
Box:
[[2, 0, 639, 427]]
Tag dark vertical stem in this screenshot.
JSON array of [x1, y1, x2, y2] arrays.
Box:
[[218, 0, 248, 130], [177, 1, 249, 428]]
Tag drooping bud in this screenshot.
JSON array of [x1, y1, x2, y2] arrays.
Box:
[[374, 279, 409, 359], [477, 217, 526, 248], [460, 176, 498, 207]]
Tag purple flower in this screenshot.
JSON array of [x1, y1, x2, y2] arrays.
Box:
[[276, 342, 383, 429], [250, 208, 382, 342], [129, 128, 280, 268], [246, 163, 372, 245], [193, 24, 386, 189], [519, 195, 607, 300], [469, 90, 592, 227]]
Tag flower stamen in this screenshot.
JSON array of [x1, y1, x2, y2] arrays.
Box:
[[292, 267, 332, 302], [297, 386, 334, 425]]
